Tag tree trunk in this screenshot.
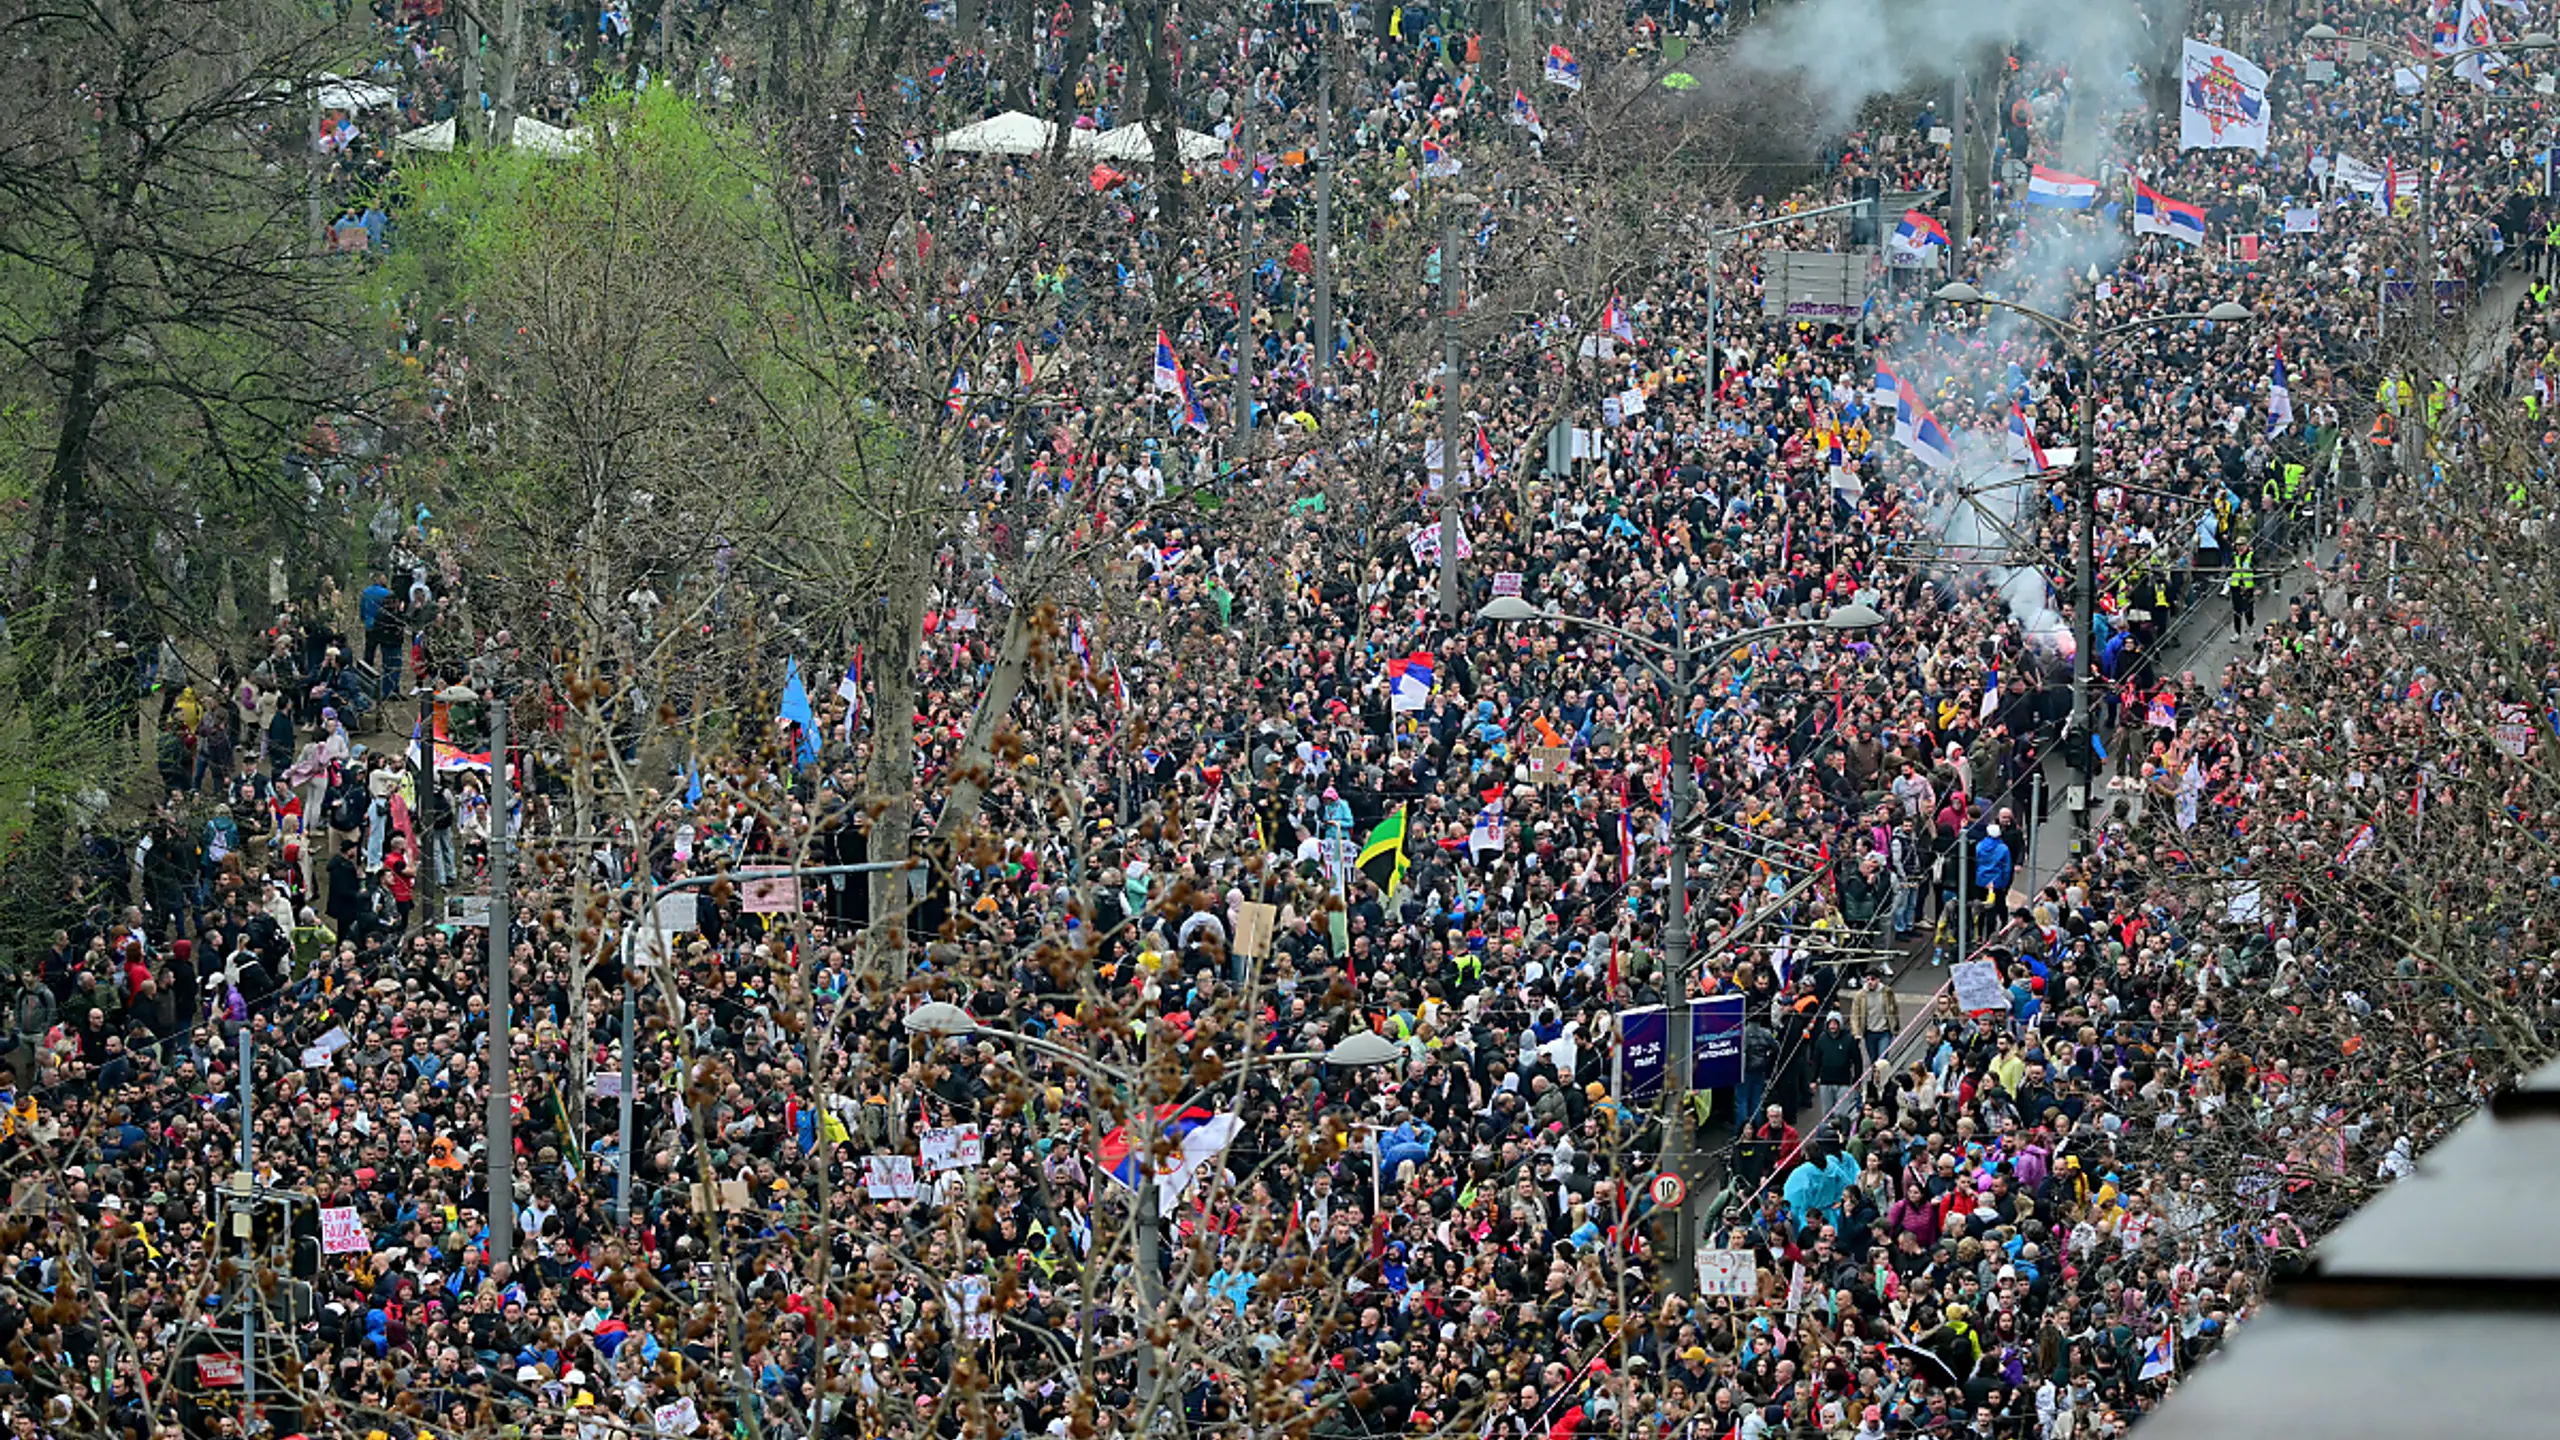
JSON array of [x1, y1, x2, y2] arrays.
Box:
[[928, 600, 1034, 842], [1046, 0, 1098, 161], [26, 263, 115, 692], [864, 562, 928, 977], [480, 0, 529, 146]]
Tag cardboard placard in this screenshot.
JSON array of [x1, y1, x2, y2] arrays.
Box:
[[1530, 745, 1571, 784], [740, 875, 801, 913], [1950, 959, 2011, 1012], [1233, 901, 1278, 958]]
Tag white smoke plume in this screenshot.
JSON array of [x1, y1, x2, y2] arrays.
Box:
[[1732, 0, 2156, 130]]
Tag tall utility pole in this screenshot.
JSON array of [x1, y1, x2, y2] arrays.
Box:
[[486, 688, 515, 1265], [1233, 92, 1260, 460], [1656, 633, 1698, 1294], [1949, 68, 1971, 252], [237, 1028, 256, 1430], [1436, 193, 1476, 619], [2069, 357, 2099, 850], [1311, 10, 1335, 392]]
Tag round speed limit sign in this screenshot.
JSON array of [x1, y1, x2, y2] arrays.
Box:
[[1648, 1172, 1687, 1208]]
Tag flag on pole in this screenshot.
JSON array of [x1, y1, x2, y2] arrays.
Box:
[[1153, 329, 1182, 392], [1544, 44, 1581, 90], [1469, 802, 1505, 859], [779, 658, 819, 768], [1385, 651, 1436, 710], [1892, 375, 1958, 470], [2454, 0, 2507, 89], [2179, 38, 2273, 152], [2007, 402, 2052, 471], [1603, 294, 1636, 342], [2025, 165, 2099, 208], [1615, 808, 1635, 885], [1357, 807, 1411, 898], [1015, 338, 1036, 387], [945, 367, 970, 414], [2132, 179, 2209, 246], [1872, 362, 1906, 413], [1889, 208, 1950, 261], [1508, 88, 1544, 137], [836, 652, 864, 743], [2138, 1332, 2177, 1382]]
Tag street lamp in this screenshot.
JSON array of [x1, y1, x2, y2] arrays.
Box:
[[900, 999, 1398, 1426], [1437, 190, 1482, 620], [1475, 598, 1883, 1295], [1930, 283, 2250, 850], [433, 674, 518, 1266]]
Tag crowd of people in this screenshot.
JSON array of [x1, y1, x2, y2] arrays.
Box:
[[10, 2, 2560, 1440]]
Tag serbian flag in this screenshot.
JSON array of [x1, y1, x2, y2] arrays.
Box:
[[1872, 362, 1906, 413], [1152, 329, 1181, 392], [944, 366, 969, 414], [1015, 338, 1036, 387], [1098, 1104, 1241, 1215], [1474, 426, 1496, 479], [1544, 44, 1581, 90], [1602, 294, 1635, 342], [1509, 87, 1543, 136], [2007, 402, 2052, 471], [2025, 165, 2099, 208], [1893, 375, 1958, 470], [1890, 209, 1950, 257], [1385, 651, 1435, 708], [1615, 808, 1635, 884], [2131, 180, 2208, 246]]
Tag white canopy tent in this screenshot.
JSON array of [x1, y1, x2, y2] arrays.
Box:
[[314, 73, 398, 111], [1084, 122, 1221, 163], [393, 116, 590, 157], [933, 111, 1070, 156]]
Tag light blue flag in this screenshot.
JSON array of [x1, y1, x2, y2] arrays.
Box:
[[779, 658, 818, 768]]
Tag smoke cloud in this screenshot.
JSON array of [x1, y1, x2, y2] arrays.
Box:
[[1732, 0, 2153, 130]]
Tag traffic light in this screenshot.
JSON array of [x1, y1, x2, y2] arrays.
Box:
[[1849, 177, 1883, 248]]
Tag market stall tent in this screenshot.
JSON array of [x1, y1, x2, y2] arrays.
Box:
[[933, 111, 1069, 156], [1084, 123, 1221, 163], [393, 116, 590, 157]]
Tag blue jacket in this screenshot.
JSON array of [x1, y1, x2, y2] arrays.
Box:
[[1377, 1120, 1436, 1179], [1974, 833, 2014, 894]]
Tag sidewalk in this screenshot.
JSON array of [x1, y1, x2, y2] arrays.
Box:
[[2013, 264, 2531, 885]]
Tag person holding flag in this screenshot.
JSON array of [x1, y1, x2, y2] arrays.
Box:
[[1357, 806, 1410, 899]]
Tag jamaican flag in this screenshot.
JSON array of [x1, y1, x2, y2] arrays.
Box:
[[1357, 806, 1411, 899]]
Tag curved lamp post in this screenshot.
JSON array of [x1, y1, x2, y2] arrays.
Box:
[[1475, 598, 1884, 1294]]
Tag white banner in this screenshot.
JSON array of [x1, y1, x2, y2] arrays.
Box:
[[919, 1124, 985, 1173], [1698, 1249, 1759, 1297], [2181, 39, 2271, 153]]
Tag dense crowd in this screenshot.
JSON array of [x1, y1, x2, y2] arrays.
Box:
[[9, 3, 2559, 1440]]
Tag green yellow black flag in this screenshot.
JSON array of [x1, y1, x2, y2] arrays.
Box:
[[1357, 806, 1410, 899]]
